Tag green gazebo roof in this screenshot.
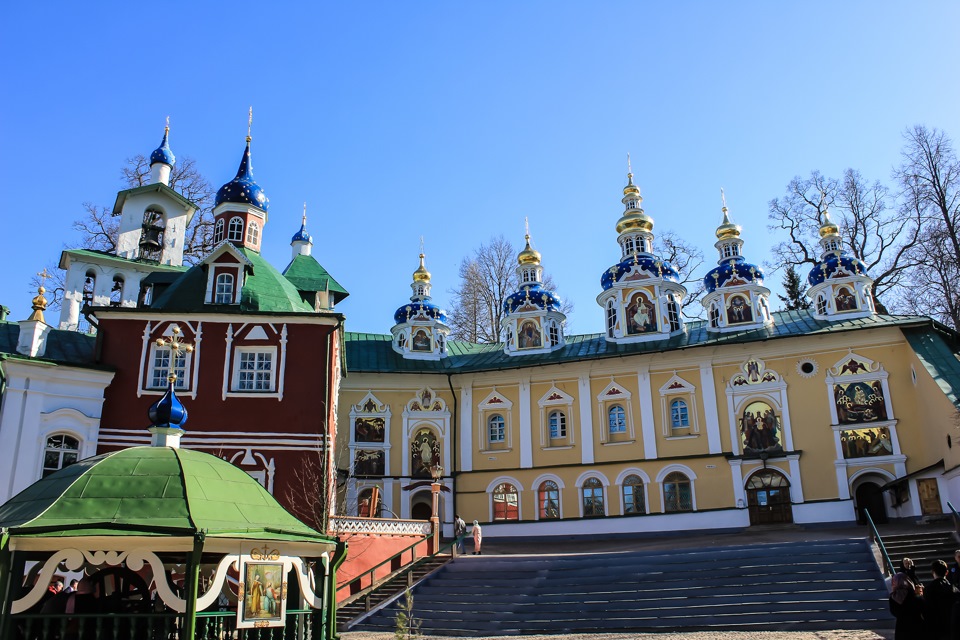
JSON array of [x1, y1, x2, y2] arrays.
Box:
[[282, 254, 349, 304], [0, 447, 331, 542]]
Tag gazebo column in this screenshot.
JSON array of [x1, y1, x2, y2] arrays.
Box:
[[0, 532, 11, 640], [182, 531, 206, 640]]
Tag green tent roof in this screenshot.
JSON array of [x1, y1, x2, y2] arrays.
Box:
[[0, 447, 331, 542], [59, 248, 189, 273], [282, 254, 349, 304], [150, 247, 315, 314]]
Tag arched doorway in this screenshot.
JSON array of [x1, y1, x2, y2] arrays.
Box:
[[855, 481, 888, 524], [410, 490, 433, 520], [745, 469, 793, 525]]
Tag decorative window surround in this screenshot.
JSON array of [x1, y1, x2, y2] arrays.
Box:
[[575, 471, 609, 517], [223, 324, 287, 400], [486, 476, 524, 522], [656, 464, 698, 513], [533, 474, 565, 520], [724, 357, 794, 455], [538, 385, 575, 447], [659, 374, 699, 437], [478, 389, 514, 453], [401, 387, 450, 478], [138, 321, 202, 399], [616, 468, 651, 516], [597, 379, 635, 444], [348, 391, 393, 488]]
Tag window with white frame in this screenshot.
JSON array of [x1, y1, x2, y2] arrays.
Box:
[[43, 434, 80, 477], [492, 482, 519, 520], [709, 303, 720, 328], [606, 300, 617, 337], [214, 219, 224, 244], [549, 410, 566, 439], [215, 273, 235, 304], [670, 399, 690, 430], [488, 414, 505, 444], [538, 480, 560, 519], [233, 348, 276, 392], [581, 477, 605, 517], [548, 321, 560, 347], [667, 296, 681, 332], [608, 405, 626, 435], [149, 345, 189, 389], [663, 471, 693, 512], [816, 294, 827, 315], [246, 221, 260, 246], [622, 475, 646, 514], [228, 217, 244, 242]]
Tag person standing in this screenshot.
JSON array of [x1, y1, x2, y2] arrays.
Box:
[[890, 557, 924, 640], [472, 520, 483, 555], [65, 579, 79, 593], [949, 550, 960, 587], [923, 560, 957, 640], [454, 514, 466, 554]]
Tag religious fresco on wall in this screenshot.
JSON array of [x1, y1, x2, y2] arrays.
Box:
[[411, 428, 441, 477], [725, 294, 753, 324], [238, 560, 286, 628], [353, 449, 385, 476], [740, 401, 783, 455], [834, 286, 859, 312], [518, 320, 542, 349], [354, 417, 385, 443], [834, 381, 887, 424], [841, 426, 893, 458], [729, 358, 779, 387], [626, 291, 658, 334], [411, 328, 432, 352]]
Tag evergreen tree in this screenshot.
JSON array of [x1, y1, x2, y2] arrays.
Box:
[[778, 265, 810, 310]]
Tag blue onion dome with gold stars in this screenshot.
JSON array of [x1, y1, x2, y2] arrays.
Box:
[[504, 234, 563, 313], [703, 207, 764, 293], [806, 209, 869, 286], [601, 255, 680, 291], [215, 138, 269, 212], [148, 379, 188, 430], [291, 217, 311, 244], [394, 253, 448, 324], [149, 125, 175, 166]]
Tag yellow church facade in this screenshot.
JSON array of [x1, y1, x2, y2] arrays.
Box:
[[336, 174, 960, 537]]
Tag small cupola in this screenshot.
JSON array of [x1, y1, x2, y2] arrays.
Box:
[[149, 117, 176, 186], [806, 206, 875, 320], [391, 242, 450, 360], [291, 203, 313, 259], [212, 108, 268, 253]]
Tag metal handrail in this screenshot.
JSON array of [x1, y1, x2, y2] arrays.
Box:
[[864, 508, 895, 577], [337, 530, 437, 601], [947, 501, 960, 535]]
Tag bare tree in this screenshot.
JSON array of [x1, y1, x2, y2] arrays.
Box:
[[766, 169, 922, 314], [447, 235, 573, 343], [895, 126, 960, 327], [656, 231, 705, 318]]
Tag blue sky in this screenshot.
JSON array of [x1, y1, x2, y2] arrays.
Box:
[[2, 2, 958, 335]]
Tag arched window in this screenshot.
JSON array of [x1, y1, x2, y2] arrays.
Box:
[[667, 296, 681, 332], [228, 217, 244, 242], [43, 434, 80, 477], [623, 475, 646, 514], [548, 322, 560, 347], [82, 271, 96, 306], [816, 294, 827, 315], [493, 482, 519, 520], [488, 414, 505, 444], [608, 405, 626, 434], [215, 273, 234, 304], [581, 477, 605, 517], [437, 333, 445, 353], [110, 275, 124, 306], [670, 399, 690, 430], [246, 221, 260, 245], [214, 219, 225, 244], [606, 300, 617, 338], [548, 410, 566, 439], [396, 332, 405, 348], [709, 303, 720, 328], [538, 480, 560, 520], [624, 237, 635, 254], [357, 487, 382, 517], [663, 471, 692, 512]]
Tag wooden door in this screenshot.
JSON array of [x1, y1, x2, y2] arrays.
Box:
[[917, 478, 943, 515]]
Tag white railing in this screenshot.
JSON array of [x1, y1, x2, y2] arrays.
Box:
[[330, 516, 432, 536]]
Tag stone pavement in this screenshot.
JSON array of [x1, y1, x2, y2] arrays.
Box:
[[343, 631, 893, 640]]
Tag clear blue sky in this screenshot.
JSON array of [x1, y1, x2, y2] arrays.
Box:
[[2, 2, 958, 335]]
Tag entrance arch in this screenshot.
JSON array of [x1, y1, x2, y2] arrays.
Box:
[[855, 481, 888, 524], [745, 469, 793, 525], [410, 490, 433, 520]]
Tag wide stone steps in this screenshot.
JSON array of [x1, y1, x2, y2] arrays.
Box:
[[353, 538, 892, 636], [881, 530, 956, 571]]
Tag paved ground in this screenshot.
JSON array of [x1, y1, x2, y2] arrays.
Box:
[[343, 631, 893, 640]]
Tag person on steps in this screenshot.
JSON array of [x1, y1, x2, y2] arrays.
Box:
[[890, 557, 924, 640], [472, 520, 483, 555], [454, 514, 466, 554], [923, 560, 957, 639]]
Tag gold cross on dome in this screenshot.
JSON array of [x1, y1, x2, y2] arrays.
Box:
[[155, 324, 194, 383], [37, 268, 51, 287]]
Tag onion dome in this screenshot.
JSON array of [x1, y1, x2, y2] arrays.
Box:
[[715, 205, 741, 240], [517, 235, 542, 266], [819, 209, 840, 238], [149, 125, 176, 167], [413, 253, 431, 282], [600, 255, 680, 291], [807, 254, 869, 286], [148, 379, 188, 430], [503, 283, 562, 313], [393, 299, 447, 324], [615, 173, 655, 234], [291, 211, 312, 244], [215, 138, 269, 212], [704, 260, 765, 293]]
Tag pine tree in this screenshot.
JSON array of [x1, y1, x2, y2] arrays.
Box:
[[778, 265, 811, 310], [393, 589, 421, 639]]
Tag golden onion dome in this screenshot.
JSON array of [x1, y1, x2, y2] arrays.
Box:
[[616, 208, 654, 234], [818, 209, 840, 238], [412, 253, 431, 283], [623, 172, 641, 197], [517, 234, 542, 266], [715, 206, 741, 240]]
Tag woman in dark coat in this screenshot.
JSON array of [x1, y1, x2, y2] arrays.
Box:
[[890, 557, 924, 640]]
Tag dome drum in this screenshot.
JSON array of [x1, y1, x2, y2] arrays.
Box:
[[703, 259, 765, 294]]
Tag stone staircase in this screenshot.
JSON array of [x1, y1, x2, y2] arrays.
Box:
[[881, 529, 957, 574], [337, 554, 452, 631], [352, 539, 892, 636]]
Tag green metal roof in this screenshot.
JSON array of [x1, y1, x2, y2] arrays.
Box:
[[0, 447, 332, 542], [59, 248, 189, 273], [0, 321, 102, 368], [282, 254, 349, 304], [345, 310, 935, 374], [904, 326, 960, 409], [150, 247, 315, 314]]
